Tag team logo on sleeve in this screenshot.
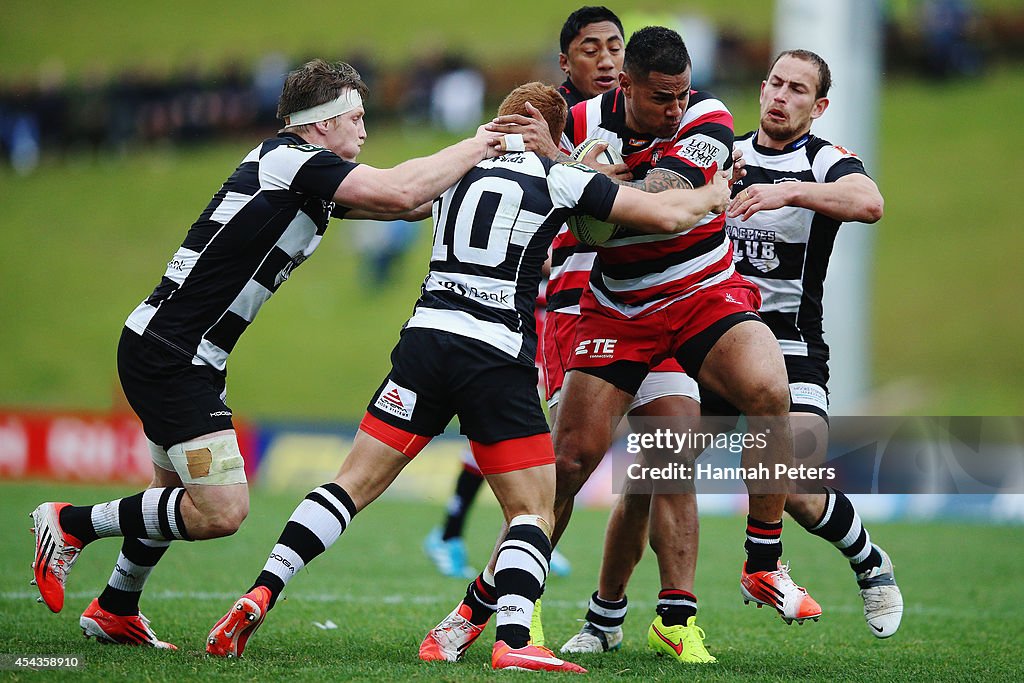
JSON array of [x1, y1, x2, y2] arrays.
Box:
[[374, 380, 417, 421], [677, 134, 725, 168], [289, 143, 325, 153]]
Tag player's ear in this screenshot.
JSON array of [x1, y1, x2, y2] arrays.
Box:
[[619, 70, 631, 93], [559, 53, 570, 76], [811, 97, 829, 120]]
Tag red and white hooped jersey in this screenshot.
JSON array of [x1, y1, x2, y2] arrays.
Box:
[[558, 87, 735, 318]]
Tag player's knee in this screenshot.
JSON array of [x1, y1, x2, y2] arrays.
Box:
[[555, 457, 583, 498], [204, 505, 248, 538], [189, 495, 249, 539], [556, 425, 605, 467], [224, 496, 250, 533], [554, 439, 595, 497], [737, 378, 789, 416]]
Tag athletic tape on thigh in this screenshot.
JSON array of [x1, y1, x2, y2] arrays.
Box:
[[167, 433, 246, 485]]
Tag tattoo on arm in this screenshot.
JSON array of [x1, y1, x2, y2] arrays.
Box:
[[613, 177, 646, 189], [637, 168, 693, 193]]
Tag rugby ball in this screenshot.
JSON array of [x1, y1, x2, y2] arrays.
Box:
[[566, 139, 624, 246]]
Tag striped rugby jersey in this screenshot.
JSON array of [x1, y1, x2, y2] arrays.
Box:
[[125, 132, 358, 371], [727, 131, 868, 361], [405, 152, 618, 366], [558, 87, 734, 318], [544, 78, 598, 316]]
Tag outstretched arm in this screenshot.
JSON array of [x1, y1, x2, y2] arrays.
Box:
[[332, 126, 504, 214], [728, 173, 883, 223], [607, 171, 731, 235], [341, 202, 433, 222]]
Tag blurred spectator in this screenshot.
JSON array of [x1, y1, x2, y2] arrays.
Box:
[[921, 0, 984, 78], [675, 13, 718, 88], [402, 50, 443, 126], [1, 5, 1021, 173], [430, 54, 485, 133], [1, 78, 41, 174], [350, 219, 422, 288], [253, 52, 289, 127]]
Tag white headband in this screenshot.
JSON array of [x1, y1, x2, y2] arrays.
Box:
[[285, 89, 363, 126]]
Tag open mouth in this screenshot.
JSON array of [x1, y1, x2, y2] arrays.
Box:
[[767, 108, 786, 122], [595, 76, 617, 88]]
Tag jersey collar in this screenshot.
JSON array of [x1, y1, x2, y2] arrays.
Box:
[[558, 78, 586, 106], [752, 130, 812, 155]]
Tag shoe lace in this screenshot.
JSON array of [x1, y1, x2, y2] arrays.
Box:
[[862, 590, 883, 612], [861, 584, 893, 613], [131, 614, 160, 643], [435, 614, 478, 647], [770, 563, 807, 595], [51, 543, 80, 583]]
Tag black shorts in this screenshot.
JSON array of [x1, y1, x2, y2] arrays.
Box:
[[699, 354, 830, 419], [117, 328, 234, 449], [366, 328, 549, 444]]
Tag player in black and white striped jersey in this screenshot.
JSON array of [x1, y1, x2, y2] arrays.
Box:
[[422, 4, 628, 584], [720, 49, 901, 638], [29, 58, 511, 650], [205, 82, 729, 671]]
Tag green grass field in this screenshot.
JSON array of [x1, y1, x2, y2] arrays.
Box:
[[1, 482, 1022, 681]]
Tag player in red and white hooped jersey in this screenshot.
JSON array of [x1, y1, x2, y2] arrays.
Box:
[[545, 12, 716, 654], [542, 9, 702, 414], [532, 26, 822, 632], [560, 71, 736, 318]]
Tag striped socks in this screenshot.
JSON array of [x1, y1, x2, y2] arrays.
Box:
[[58, 488, 192, 544], [744, 515, 783, 572], [97, 537, 171, 616], [585, 592, 628, 632], [656, 588, 697, 626], [802, 487, 882, 574], [494, 516, 551, 649], [252, 482, 357, 609]]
